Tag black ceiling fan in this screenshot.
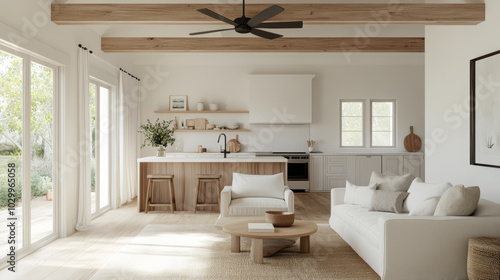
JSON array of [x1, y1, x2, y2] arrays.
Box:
[[189, 0, 303, 40]]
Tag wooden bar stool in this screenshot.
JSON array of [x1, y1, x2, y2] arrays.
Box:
[[194, 174, 221, 213], [145, 174, 176, 213]]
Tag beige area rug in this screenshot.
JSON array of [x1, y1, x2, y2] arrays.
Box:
[[91, 224, 379, 280]]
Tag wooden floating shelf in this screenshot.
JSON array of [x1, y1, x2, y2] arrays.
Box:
[[175, 129, 250, 132], [155, 110, 249, 114]]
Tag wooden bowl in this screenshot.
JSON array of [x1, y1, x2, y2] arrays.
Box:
[[265, 211, 295, 227], [207, 124, 216, 130]]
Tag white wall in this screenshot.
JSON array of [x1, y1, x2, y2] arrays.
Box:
[[1, 0, 130, 236], [425, 0, 500, 203], [136, 53, 424, 156]]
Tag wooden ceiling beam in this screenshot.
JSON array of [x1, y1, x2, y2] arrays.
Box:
[[52, 3, 484, 25], [101, 37, 424, 53]]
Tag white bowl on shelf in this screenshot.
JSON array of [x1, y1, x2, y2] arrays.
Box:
[[226, 123, 240, 130]]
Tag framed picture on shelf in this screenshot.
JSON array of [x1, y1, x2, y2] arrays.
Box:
[[470, 49, 500, 168], [169, 95, 188, 111]]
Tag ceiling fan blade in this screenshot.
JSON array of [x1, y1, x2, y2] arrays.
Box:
[[250, 28, 283, 40], [254, 21, 303, 29], [189, 28, 234, 36], [197, 8, 238, 26], [247, 5, 284, 27]]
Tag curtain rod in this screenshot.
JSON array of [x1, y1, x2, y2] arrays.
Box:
[[119, 68, 140, 81], [78, 43, 140, 81]]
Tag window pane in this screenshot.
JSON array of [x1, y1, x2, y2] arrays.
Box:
[[342, 132, 363, 147], [372, 132, 393, 146], [30, 61, 54, 243], [99, 86, 110, 209], [342, 102, 363, 116], [372, 116, 392, 131], [341, 101, 364, 147], [0, 50, 24, 251], [371, 101, 395, 147], [342, 116, 363, 131], [372, 102, 393, 116], [89, 83, 97, 214]]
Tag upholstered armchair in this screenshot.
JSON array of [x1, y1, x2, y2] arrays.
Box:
[[215, 172, 294, 227]]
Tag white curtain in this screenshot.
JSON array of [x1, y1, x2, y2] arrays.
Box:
[[76, 47, 91, 231], [118, 72, 141, 205]]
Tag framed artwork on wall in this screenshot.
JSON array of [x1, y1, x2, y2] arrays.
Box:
[[169, 95, 188, 111], [470, 49, 500, 168]]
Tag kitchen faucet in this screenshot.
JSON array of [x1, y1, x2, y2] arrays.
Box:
[[217, 133, 229, 158]]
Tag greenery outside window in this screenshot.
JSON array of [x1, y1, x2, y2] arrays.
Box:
[[371, 100, 396, 147], [340, 100, 364, 147]]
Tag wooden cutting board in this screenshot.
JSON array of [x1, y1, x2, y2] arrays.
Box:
[[404, 126, 422, 152], [227, 135, 241, 153]]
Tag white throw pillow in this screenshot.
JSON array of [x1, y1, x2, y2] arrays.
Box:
[[344, 181, 377, 208], [434, 185, 480, 216], [403, 178, 452, 213], [409, 196, 441, 216], [231, 173, 285, 199], [369, 171, 414, 192]]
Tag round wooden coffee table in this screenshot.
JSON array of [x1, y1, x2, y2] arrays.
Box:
[[223, 218, 318, 264]]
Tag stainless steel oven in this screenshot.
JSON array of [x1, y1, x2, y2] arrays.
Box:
[[256, 152, 310, 191]]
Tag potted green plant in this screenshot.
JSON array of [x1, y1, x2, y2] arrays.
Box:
[[139, 118, 176, 157]]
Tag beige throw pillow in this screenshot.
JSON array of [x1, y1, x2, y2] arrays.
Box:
[[369, 171, 414, 192], [369, 190, 409, 213], [434, 185, 480, 216]]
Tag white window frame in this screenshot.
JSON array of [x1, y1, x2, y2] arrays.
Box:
[[340, 99, 365, 148], [0, 43, 61, 260], [370, 99, 397, 148]]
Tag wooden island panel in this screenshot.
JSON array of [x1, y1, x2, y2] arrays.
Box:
[[138, 162, 287, 212]]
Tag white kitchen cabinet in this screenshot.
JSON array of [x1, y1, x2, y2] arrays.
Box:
[[382, 155, 404, 176], [248, 74, 315, 124], [309, 155, 324, 192], [404, 155, 425, 180], [355, 155, 382, 185], [324, 156, 355, 190]]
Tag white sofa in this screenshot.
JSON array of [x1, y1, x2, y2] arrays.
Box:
[[330, 187, 500, 280]]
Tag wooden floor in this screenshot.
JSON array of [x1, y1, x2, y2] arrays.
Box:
[[0, 192, 331, 280]]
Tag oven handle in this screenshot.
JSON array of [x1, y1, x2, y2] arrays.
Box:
[[287, 160, 309, 163]]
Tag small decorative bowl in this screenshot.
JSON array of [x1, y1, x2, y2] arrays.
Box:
[[265, 211, 295, 227], [207, 124, 216, 130]]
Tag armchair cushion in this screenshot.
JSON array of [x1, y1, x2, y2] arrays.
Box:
[[228, 198, 288, 216], [231, 172, 285, 199]]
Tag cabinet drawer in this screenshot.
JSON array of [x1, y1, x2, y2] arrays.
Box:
[[325, 156, 349, 175]]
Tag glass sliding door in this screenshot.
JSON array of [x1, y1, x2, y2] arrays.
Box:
[[0, 45, 58, 257], [30, 60, 55, 243], [89, 80, 111, 217], [0, 49, 24, 254]]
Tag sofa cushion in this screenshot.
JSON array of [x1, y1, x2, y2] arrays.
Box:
[[332, 204, 403, 248], [344, 180, 377, 208], [403, 178, 452, 213], [228, 197, 288, 216], [369, 171, 414, 192], [473, 199, 500, 216], [409, 196, 440, 216], [231, 173, 285, 199], [369, 190, 408, 213], [434, 185, 480, 216]]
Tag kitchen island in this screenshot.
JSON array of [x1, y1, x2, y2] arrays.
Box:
[[137, 154, 287, 212]]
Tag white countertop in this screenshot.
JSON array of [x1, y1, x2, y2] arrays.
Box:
[[138, 153, 287, 163]]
